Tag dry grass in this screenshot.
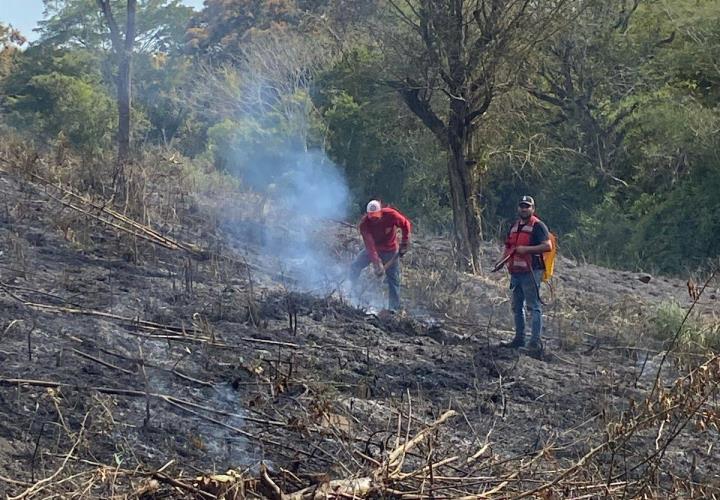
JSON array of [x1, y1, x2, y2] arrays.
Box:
[[0, 138, 252, 266]]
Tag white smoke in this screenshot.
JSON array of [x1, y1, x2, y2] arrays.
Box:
[[201, 32, 390, 305], [194, 34, 350, 293], [253, 145, 351, 293]]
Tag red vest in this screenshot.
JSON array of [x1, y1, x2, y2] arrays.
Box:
[[505, 215, 541, 273]]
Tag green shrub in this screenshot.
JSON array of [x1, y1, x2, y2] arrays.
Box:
[[649, 300, 720, 350]]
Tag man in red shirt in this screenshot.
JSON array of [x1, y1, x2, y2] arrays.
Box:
[[350, 200, 412, 311]]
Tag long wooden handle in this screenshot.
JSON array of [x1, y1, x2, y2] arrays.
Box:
[[383, 253, 400, 271], [491, 251, 513, 272]]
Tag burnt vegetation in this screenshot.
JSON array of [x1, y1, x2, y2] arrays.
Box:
[[0, 134, 718, 499], [1, 0, 720, 498]]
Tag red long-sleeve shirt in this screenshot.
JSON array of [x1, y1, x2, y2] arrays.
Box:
[[358, 207, 412, 264]]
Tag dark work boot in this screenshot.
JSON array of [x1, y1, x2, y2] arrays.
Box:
[[500, 337, 524, 349], [527, 339, 542, 351], [525, 339, 544, 359]]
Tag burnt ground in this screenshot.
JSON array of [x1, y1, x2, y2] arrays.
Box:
[[0, 165, 719, 498]]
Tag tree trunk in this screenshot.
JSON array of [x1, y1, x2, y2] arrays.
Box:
[[447, 150, 483, 274], [117, 55, 131, 165], [117, 0, 136, 167], [447, 104, 483, 274], [98, 0, 136, 172]]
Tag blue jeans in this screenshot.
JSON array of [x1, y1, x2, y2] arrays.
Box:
[[510, 270, 543, 344], [350, 249, 401, 310]]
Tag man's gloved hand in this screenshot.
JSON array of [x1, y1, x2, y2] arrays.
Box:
[[373, 261, 385, 277], [399, 240, 410, 256]]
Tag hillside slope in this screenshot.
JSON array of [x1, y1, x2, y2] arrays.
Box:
[[0, 166, 718, 498]]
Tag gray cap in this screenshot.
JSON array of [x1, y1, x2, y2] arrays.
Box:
[[519, 195, 535, 207]]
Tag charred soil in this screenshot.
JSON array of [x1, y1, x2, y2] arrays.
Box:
[[0, 165, 719, 498]]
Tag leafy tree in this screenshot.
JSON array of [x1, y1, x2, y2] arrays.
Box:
[[3, 47, 115, 153], [188, 30, 332, 141], [0, 24, 26, 85], [187, 30, 334, 200], [96, 0, 137, 168], [476, 1, 650, 235], [132, 54, 196, 148], [315, 47, 449, 228], [526, 1, 645, 190], [378, 0, 575, 273], [29, 73, 116, 152], [184, 0, 379, 56], [186, 0, 302, 56], [37, 0, 196, 167], [635, 0, 720, 107], [0, 23, 26, 50], [521, 0, 720, 273], [39, 0, 193, 53]]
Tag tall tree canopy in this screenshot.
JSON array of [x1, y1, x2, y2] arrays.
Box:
[[380, 0, 575, 272], [1, 0, 719, 273]]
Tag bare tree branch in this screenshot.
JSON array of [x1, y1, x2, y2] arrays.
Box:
[[96, 0, 122, 51]]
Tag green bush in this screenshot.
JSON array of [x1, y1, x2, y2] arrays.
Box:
[[649, 300, 720, 350], [2, 47, 115, 155], [316, 51, 451, 232], [25, 72, 115, 154]]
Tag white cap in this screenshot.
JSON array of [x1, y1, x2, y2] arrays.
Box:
[[366, 200, 382, 214]]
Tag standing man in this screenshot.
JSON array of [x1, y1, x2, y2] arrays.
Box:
[[502, 196, 552, 351], [350, 200, 412, 311]]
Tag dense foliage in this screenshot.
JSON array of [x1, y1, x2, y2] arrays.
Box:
[[0, 0, 718, 274]]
